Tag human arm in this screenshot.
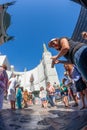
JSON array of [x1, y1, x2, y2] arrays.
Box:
[[52, 59, 71, 67], [65, 82, 73, 87]]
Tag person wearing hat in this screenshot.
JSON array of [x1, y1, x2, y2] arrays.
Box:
[[48, 37, 87, 81]]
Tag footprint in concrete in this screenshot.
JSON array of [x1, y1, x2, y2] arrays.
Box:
[[38, 119, 50, 125], [19, 116, 31, 123], [12, 117, 19, 122], [20, 119, 30, 123], [9, 124, 21, 129]]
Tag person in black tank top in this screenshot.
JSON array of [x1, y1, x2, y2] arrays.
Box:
[[48, 37, 87, 81]]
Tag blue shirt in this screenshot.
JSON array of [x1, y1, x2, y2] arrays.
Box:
[[71, 66, 81, 81]]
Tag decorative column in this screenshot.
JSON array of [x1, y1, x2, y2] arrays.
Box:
[[29, 73, 34, 92], [24, 68, 27, 89]]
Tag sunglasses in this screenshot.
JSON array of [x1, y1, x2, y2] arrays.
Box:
[[50, 42, 58, 47]]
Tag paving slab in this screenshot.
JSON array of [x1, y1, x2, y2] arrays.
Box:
[[0, 100, 87, 130]]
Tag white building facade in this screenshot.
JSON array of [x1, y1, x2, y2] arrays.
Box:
[[0, 44, 60, 91]]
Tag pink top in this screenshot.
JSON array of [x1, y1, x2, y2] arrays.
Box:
[[47, 85, 55, 95]]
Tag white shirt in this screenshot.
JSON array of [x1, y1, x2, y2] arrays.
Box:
[[8, 77, 17, 94]]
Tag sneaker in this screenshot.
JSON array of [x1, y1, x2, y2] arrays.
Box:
[[72, 103, 78, 107], [80, 106, 85, 110], [65, 105, 70, 108]]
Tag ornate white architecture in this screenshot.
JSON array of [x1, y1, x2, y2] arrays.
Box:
[[0, 44, 60, 91]]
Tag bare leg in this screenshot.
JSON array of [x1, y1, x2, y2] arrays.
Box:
[[10, 101, 13, 109], [65, 96, 69, 107], [83, 89, 87, 101], [80, 91, 85, 109], [63, 96, 67, 107], [13, 101, 15, 110]]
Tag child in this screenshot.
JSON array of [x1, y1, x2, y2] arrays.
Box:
[[60, 78, 69, 107], [23, 89, 29, 108], [28, 91, 33, 105], [39, 87, 48, 108]]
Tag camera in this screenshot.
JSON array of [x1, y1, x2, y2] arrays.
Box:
[[51, 60, 55, 68]]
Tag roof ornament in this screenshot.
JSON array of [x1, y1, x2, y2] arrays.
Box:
[[43, 43, 48, 52]]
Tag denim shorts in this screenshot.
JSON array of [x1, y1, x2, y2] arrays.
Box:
[[41, 97, 47, 101], [74, 46, 87, 81]]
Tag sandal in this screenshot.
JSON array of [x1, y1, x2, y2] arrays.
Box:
[[65, 105, 69, 108], [80, 106, 85, 110]]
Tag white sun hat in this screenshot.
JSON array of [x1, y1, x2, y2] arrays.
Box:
[[48, 38, 58, 47]]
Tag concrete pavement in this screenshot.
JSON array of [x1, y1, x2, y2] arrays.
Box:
[[0, 100, 87, 130]]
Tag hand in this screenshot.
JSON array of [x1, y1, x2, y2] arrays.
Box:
[[54, 60, 60, 64], [51, 55, 58, 61]]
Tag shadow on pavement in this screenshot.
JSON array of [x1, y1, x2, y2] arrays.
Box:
[[0, 108, 33, 130], [0, 105, 87, 130], [37, 106, 87, 130]]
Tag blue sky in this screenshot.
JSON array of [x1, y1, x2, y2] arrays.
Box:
[[0, 0, 80, 82]]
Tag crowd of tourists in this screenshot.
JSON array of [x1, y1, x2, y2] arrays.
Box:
[[0, 64, 87, 111], [0, 32, 87, 111]]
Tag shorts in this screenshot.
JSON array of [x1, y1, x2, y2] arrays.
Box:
[[74, 46, 87, 81], [70, 84, 77, 94], [75, 78, 86, 92], [41, 97, 47, 101], [61, 91, 68, 96]]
